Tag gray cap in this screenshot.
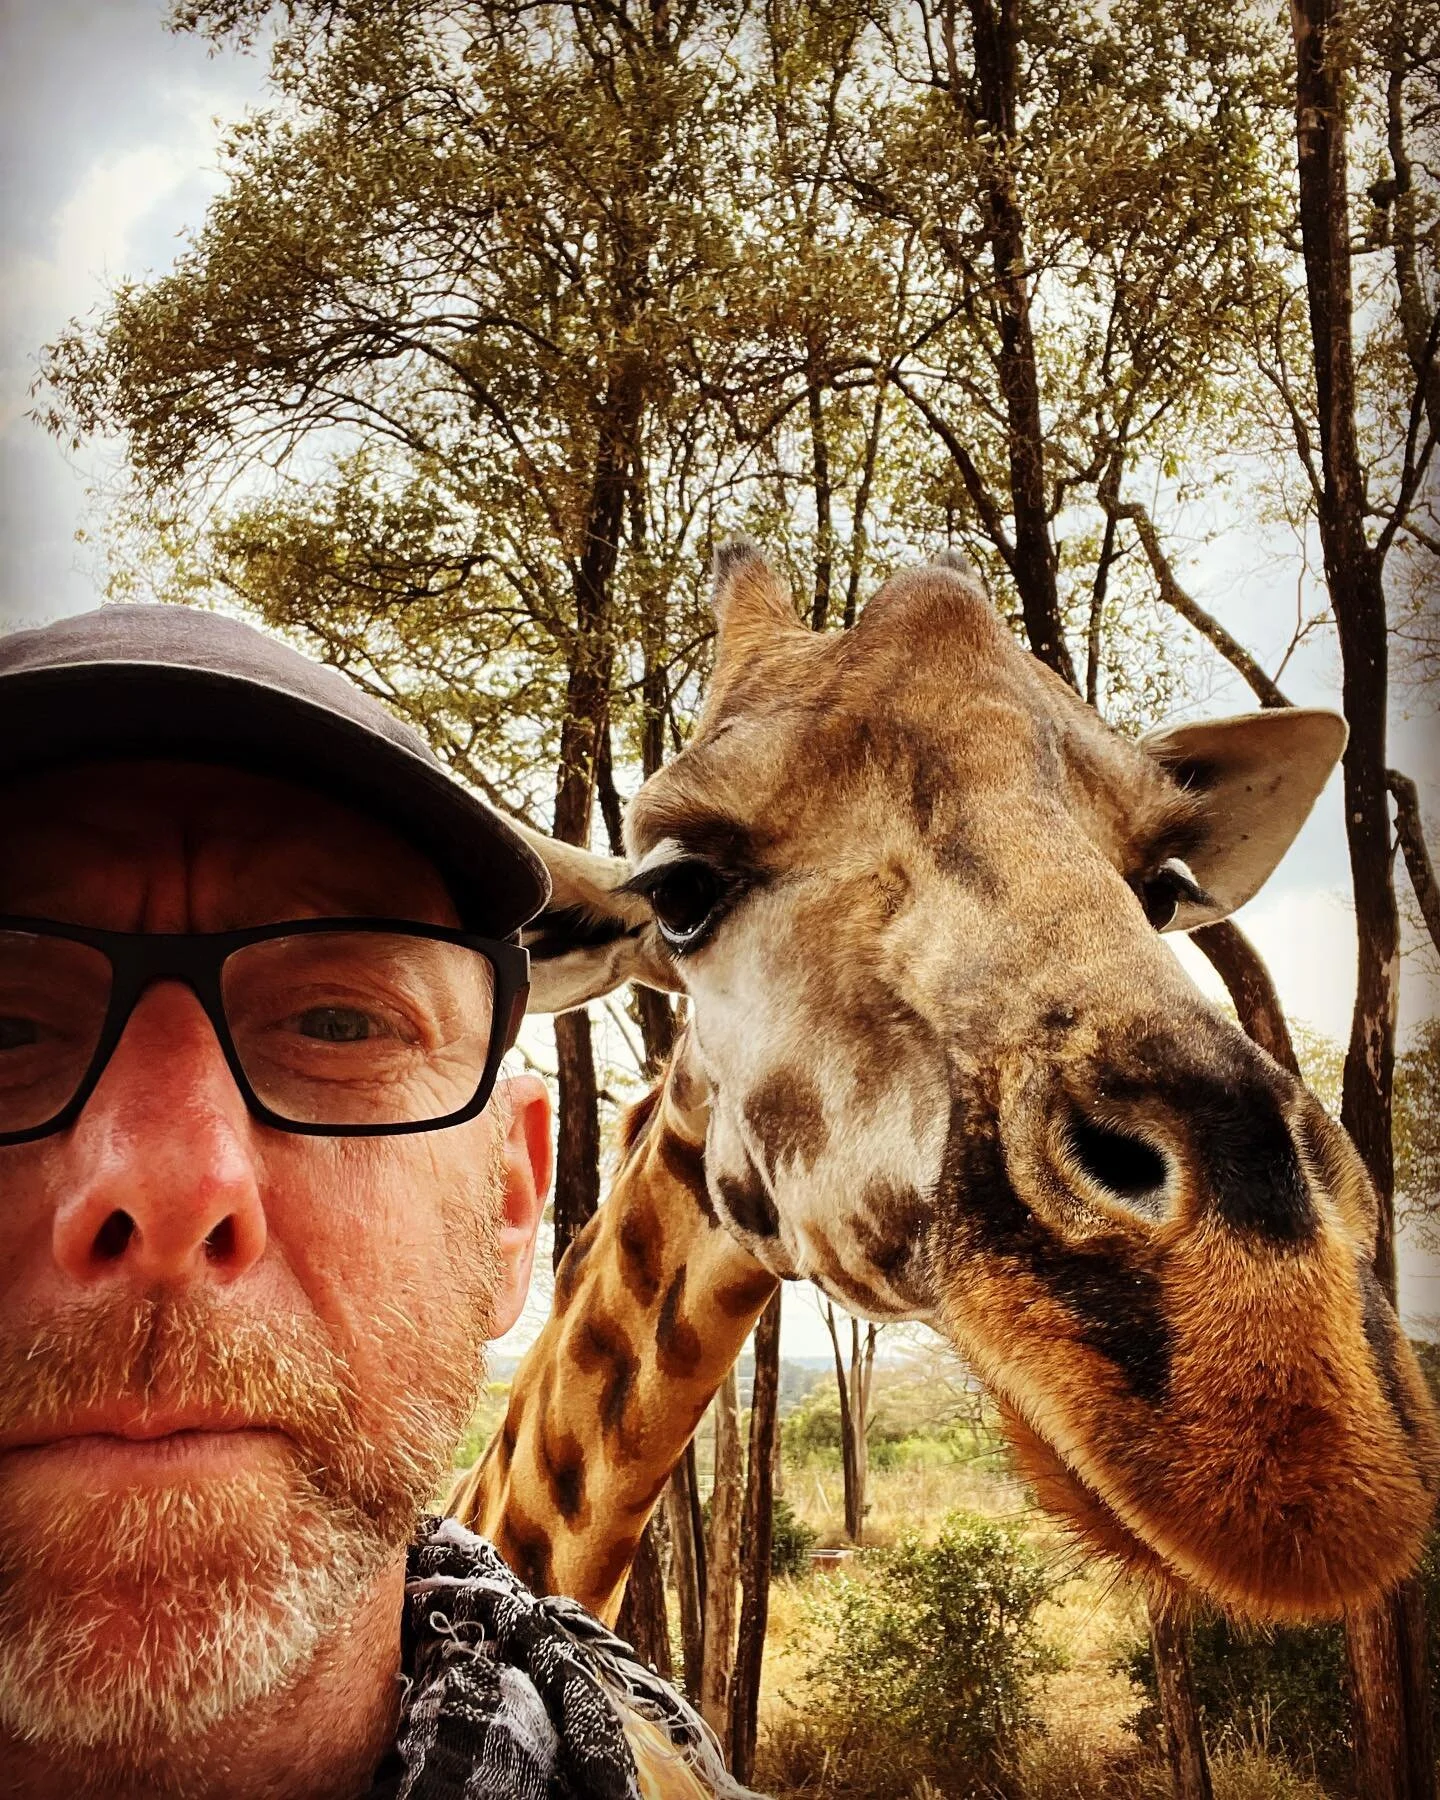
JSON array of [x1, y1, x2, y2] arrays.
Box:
[[0, 604, 551, 936]]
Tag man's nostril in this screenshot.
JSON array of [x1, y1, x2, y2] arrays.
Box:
[[93, 1210, 135, 1260], [205, 1217, 236, 1261], [1066, 1115, 1168, 1201]]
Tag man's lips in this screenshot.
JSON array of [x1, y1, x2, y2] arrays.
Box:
[[0, 1414, 290, 1475]]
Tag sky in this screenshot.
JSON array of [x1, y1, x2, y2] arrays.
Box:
[[1, 0, 1437, 1352]]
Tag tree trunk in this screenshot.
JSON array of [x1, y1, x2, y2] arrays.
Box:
[[666, 1456, 705, 1704], [549, 359, 646, 1264], [1289, 0, 1433, 1787], [1348, 1577, 1437, 1800], [701, 1366, 744, 1740], [634, 985, 677, 1077], [1149, 1602, 1215, 1800], [848, 1317, 876, 1544], [552, 1009, 601, 1269], [1192, 920, 1301, 1076], [615, 1519, 673, 1679], [823, 1301, 862, 1541], [1389, 770, 1440, 961], [963, 0, 1077, 690], [806, 345, 834, 632], [730, 1290, 782, 1784]]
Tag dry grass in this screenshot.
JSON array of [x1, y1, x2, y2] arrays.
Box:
[[997, 1730, 1332, 1800], [786, 1453, 1028, 1552], [752, 1457, 1344, 1800]]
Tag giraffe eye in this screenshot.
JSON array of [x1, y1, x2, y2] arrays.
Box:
[[1131, 857, 1209, 931], [636, 861, 730, 952]]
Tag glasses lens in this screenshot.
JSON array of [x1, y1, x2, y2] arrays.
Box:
[[222, 931, 497, 1128], [0, 930, 114, 1137]]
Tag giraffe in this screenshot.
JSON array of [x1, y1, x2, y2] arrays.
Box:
[[449, 1023, 776, 1622], [456, 541, 1438, 1629]]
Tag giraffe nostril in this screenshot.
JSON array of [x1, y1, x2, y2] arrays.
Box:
[[1066, 1114, 1168, 1205], [93, 1210, 135, 1261]]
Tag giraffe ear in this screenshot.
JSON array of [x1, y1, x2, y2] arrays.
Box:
[[513, 825, 682, 1013], [1141, 709, 1347, 930], [710, 536, 805, 667]]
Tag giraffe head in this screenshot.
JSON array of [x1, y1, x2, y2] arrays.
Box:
[[525, 542, 1438, 1622]]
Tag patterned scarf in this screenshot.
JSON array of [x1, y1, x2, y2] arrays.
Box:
[[366, 1517, 762, 1800]]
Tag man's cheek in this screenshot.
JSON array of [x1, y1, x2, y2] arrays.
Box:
[[274, 1137, 448, 1308]]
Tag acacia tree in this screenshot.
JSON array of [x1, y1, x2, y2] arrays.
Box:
[[44, 0, 759, 1262], [821, 1299, 879, 1543], [1287, 0, 1436, 1787], [38, 1, 1438, 1782]]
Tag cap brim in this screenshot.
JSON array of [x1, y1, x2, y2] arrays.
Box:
[[0, 663, 550, 936]]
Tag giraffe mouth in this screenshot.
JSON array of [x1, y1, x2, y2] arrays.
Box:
[[942, 1207, 1440, 1623]]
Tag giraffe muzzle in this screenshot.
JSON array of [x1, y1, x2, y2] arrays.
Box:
[[935, 1036, 1440, 1620]]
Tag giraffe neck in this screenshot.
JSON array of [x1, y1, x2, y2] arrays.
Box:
[[448, 1054, 778, 1622]]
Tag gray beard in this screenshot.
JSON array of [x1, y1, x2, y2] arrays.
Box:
[[0, 1474, 399, 1771]]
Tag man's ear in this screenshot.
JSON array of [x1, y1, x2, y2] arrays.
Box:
[[514, 824, 682, 1013], [1141, 709, 1348, 930], [487, 1073, 551, 1340]]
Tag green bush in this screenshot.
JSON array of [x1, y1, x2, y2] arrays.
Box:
[[1121, 1614, 1348, 1775], [794, 1511, 1063, 1780], [781, 1388, 845, 1464], [1121, 1531, 1440, 1778], [770, 1492, 819, 1579]]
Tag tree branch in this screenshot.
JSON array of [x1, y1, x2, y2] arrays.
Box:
[[1105, 494, 1292, 708], [1191, 919, 1300, 1077], [1388, 769, 1440, 960]]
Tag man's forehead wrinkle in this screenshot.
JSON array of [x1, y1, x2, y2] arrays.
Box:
[[0, 767, 458, 929]]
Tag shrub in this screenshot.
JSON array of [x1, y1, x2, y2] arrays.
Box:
[[792, 1511, 1063, 1782], [770, 1492, 819, 1579], [1120, 1615, 1347, 1776], [1120, 1528, 1440, 1779]]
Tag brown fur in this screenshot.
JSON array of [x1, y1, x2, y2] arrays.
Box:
[[456, 548, 1437, 1631], [446, 1038, 778, 1623]]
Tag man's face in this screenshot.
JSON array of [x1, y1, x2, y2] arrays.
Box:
[[0, 761, 550, 1760]]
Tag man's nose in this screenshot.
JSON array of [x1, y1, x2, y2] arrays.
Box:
[[51, 982, 268, 1286]]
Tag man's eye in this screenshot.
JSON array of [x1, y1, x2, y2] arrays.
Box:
[[295, 1007, 377, 1043], [643, 862, 729, 951], [1131, 857, 1209, 930], [0, 1016, 39, 1051]]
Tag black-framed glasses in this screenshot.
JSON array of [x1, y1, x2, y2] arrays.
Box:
[[0, 917, 530, 1144]]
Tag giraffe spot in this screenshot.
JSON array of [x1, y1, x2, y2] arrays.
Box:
[[661, 1130, 717, 1226], [744, 1070, 828, 1174], [808, 1234, 893, 1315], [618, 1085, 662, 1156], [539, 1418, 588, 1524], [591, 1530, 643, 1607], [715, 1267, 781, 1319], [618, 1201, 665, 1307], [1361, 1268, 1416, 1439], [715, 1160, 779, 1238], [573, 1313, 641, 1441], [854, 1178, 931, 1300], [554, 1216, 599, 1312], [932, 831, 999, 897], [498, 1509, 554, 1596], [656, 1268, 704, 1378]]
